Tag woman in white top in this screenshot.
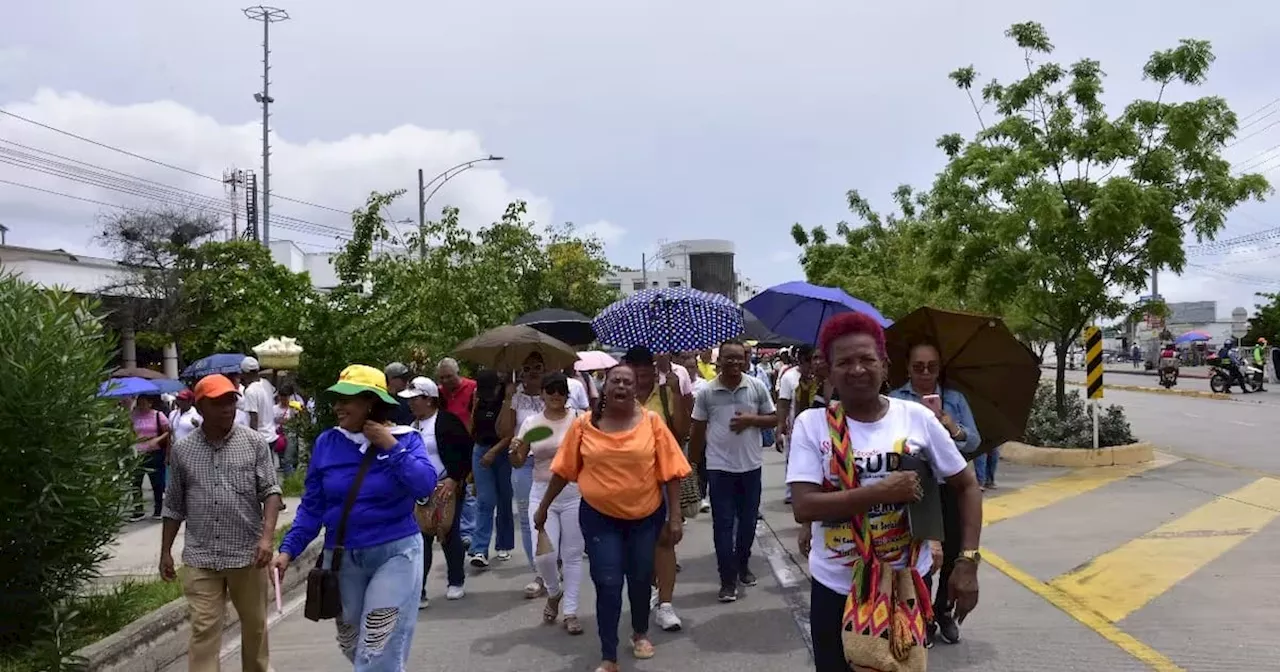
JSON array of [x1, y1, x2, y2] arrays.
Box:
[[511, 372, 585, 635], [498, 352, 548, 597]]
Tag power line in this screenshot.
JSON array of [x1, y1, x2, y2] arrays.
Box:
[[0, 107, 350, 214]]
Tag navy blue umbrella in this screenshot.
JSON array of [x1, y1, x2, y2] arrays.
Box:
[[591, 287, 745, 354], [742, 281, 891, 344], [98, 377, 161, 398], [181, 353, 246, 379]]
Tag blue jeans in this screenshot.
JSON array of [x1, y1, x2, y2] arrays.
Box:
[[328, 533, 424, 672], [459, 489, 477, 540], [707, 468, 763, 585], [579, 498, 665, 663], [511, 461, 536, 571], [469, 443, 515, 557], [974, 447, 1000, 485]]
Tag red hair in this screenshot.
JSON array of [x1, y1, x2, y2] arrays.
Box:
[[817, 312, 887, 360]]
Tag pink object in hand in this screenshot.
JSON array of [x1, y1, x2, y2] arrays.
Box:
[[272, 567, 283, 615]]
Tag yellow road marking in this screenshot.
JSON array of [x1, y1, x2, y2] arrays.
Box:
[[984, 549, 1187, 672], [1049, 477, 1280, 623], [984, 455, 1177, 526]]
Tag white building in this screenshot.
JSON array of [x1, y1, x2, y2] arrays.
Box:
[[604, 238, 759, 303], [269, 239, 341, 290]]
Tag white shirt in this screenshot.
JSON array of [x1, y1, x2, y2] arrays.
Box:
[[242, 379, 277, 442], [234, 409, 251, 427], [412, 413, 448, 478], [566, 376, 591, 411], [785, 397, 967, 595], [510, 385, 545, 441], [169, 407, 202, 444], [777, 367, 803, 424]]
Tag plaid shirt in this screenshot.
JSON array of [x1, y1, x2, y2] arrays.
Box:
[[163, 424, 282, 571]]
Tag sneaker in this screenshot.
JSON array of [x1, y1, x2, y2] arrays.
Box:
[[699, 498, 711, 513], [418, 593, 430, 609], [935, 612, 961, 644], [925, 621, 937, 649], [469, 554, 490, 569], [151, 512, 163, 520], [739, 569, 758, 587], [496, 550, 512, 562], [654, 602, 682, 632], [718, 583, 738, 603], [128, 512, 146, 523], [446, 585, 465, 600], [985, 481, 998, 490]]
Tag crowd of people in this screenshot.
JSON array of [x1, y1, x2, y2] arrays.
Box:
[[151, 311, 989, 672]]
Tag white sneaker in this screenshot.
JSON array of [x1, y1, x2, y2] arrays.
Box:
[[469, 553, 490, 568], [655, 602, 682, 632], [446, 585, 465, 600], [496, 550, 512, 562], [699, 498, 711, 513], [650, 586, 660, 610], [418, 594, 430, 609]]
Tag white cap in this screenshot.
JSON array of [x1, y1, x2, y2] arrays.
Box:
[[240, 356, 261, 373], [397, 376, 439, 399]]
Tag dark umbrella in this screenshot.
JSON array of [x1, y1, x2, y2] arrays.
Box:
[[591, 287, 744, 354], [111, 367, 168, 380], [742, 308, 804, 347], [514, 308, 596, 347], [181, 353, 246, 379], [885, 307, 1041, 455], [743, 281, 892, 344]]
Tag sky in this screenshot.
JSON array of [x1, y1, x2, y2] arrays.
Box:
[[3, 0, 1280, 320]]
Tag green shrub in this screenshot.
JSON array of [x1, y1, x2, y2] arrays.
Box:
[[0, 273, 136, 662], [1024, 382, 1136, 448]]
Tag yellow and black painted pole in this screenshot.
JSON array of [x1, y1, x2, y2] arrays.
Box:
[[1084, 326, 1104, 400]]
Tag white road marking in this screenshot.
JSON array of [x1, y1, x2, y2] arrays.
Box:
[[218, 591, 308, 662], [757, 520, 803, 589], [1229, 420, 1257, 427]]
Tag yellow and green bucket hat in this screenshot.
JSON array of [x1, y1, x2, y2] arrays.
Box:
[[325, 364, 399, 406]]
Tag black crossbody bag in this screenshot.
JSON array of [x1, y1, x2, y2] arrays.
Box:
[[304, 447, 379, 622]]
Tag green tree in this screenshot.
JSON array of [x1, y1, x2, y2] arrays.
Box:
[[790, 185, 966, 320], [0, 272, 134, 659], [1246, 293, 1280, 344], [526, 223, 619, 316], [928, 22, 1269, 415]]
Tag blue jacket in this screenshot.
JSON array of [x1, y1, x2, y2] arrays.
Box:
[[280, 426, 438, 558], [888, 384, 982, 455]]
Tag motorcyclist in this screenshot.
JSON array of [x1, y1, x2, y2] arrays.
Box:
[[1217, 339, 1252, 394], [1158, 343, 1179, 386]]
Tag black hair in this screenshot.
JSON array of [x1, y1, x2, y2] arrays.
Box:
[[719, 339, 747, 355], [794, 344, 815, 361], [621, 345, 654, 367], [541, 371, 570, 396], [278, 383, 295, 397], [590, 364, 632, 428], [475, 368, 502, 400], [906, 340, 946, 385]]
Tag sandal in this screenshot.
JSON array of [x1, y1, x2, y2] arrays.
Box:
[[631, 635, 655, 659], [543, 592, 563, 624], [524, 577, 547, 599], [594, 664, 620, 672], [564, 614, 584, 635]]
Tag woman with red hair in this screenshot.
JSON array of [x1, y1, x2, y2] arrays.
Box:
[[786, 312, 983, 672]]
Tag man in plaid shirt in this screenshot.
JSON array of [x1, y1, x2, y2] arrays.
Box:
[[160, 374, 283, 672]]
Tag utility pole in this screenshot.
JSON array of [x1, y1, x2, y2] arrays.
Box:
[[641, 253, 647, 290], [417, 168, 426, 258], [414, 155, 506, 259], [223, 169, 244, 239], [244, 5, 290, 247]]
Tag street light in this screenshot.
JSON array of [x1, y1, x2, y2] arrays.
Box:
[[416, 155, 505, 257]]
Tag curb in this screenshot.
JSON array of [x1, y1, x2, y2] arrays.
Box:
[[75, 539, 322, 672], [753, 516, 813, 662], [1063, 380, 1231, 401], [1000, 441, 1155, 467]]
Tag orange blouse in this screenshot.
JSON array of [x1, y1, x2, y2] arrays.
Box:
[[551, 408, 692, 520]]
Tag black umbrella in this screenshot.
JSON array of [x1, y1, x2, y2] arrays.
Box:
[[514, 308, 596, 347], [742, 308, 805, 347]]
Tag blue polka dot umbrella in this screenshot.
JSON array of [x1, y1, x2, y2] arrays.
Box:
[[592, 287, 745, 354]]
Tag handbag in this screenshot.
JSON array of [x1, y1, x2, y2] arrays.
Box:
[[304, 447, 378, 622], [414, 480, 457, 539], [658, 383, 701, 520], [824, 401, 931, 672]]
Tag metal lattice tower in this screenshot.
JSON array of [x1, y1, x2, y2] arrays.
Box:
[[243, 5, 290, 247]]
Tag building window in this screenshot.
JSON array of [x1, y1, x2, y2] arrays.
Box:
[[632, 280, 645, 291], [668, 279, 682, 287], [606, 281, 621, 291], [651, 281, 659, 287]]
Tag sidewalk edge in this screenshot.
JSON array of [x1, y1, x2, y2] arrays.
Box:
[[754, 516, 813, 662]]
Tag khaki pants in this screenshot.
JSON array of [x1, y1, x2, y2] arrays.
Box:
[[183, 565, 270, 672]]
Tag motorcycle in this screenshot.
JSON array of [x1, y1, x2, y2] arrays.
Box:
[[1157, 356, 1179, 389], [1208, 356, 1265, 393], [1243, 362, 1266, 392]]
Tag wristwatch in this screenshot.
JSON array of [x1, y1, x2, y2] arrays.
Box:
[[957, 549, 981, 564]]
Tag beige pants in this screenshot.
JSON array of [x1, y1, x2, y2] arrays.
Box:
[[183, 565, 270, 672]]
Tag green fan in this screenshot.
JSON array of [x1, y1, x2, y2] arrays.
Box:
[[520, 425, 554, 444]]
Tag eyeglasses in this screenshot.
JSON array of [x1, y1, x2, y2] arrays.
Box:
[[911, 362, 940, 374]]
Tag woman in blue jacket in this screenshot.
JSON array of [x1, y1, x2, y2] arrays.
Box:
[[273, 365, 438, 671]]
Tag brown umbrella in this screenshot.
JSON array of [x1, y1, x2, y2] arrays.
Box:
[[111, 367, 168, 380], [886, 307, 1041, 455], [453, 325, 579, 372]]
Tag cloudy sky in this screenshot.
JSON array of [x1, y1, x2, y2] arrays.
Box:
[[3, 0, 1280, 318]]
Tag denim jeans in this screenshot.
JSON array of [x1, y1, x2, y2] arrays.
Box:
[[328, 533, 424, 672], [580, 498, 665, 663], [973, 447, 1000, 485], [511, 461, 536, 571], [707, 468, 763, 585], [132, 449, 166, 516], [469, 443, 515, 557], [423, 491, 466, 592], [458, 489, 477, 540], [281, 435, 299, 476]]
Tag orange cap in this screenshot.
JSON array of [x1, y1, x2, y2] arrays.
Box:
[[194, 374, 240, 402]]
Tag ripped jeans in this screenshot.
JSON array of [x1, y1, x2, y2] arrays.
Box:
[[328, 533, 424, 671]]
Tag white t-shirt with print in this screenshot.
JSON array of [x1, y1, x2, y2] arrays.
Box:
[[785, 396, 967, 596], [510, 386, 546, 440], [412, 413, 448, 478]]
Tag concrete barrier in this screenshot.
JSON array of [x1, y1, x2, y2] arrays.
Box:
[[75, 539, 321, 672], [1000, 440, 1155, 468], [1063, 379, 1231, 401]]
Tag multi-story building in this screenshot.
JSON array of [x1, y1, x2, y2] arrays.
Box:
[[604, 238, 759, 303]]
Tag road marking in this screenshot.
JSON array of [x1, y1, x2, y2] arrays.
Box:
[[755, 520, 814, 659], [984, 456, 1178, 526], [1228, 420, 1257, 427], [219, 590, 307, 662], [984, 550, 1186, 672], [1048, 477, 1280, 623]]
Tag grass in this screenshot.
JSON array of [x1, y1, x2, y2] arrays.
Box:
[[273, 522, 292, 549], [280, 471, 306, 498]]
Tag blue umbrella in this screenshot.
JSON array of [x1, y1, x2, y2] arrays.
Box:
[[1174, 330, 1212, 345], [592, 287, 745, 354], [151, 379, 189, 395], [98, 376, 161, 398], [742, 281, 892, 344], [181, 353, 246, 379]]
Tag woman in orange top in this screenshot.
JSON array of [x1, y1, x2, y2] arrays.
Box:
[[534, 364, 691, 672]]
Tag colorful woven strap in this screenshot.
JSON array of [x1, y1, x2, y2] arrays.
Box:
[[825, 401, 873, 564]]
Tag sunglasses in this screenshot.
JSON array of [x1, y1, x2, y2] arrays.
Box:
[[911, 362, 940, 374]]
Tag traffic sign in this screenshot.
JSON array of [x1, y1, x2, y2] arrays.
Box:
[[1084, 326, 1104, 400]]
